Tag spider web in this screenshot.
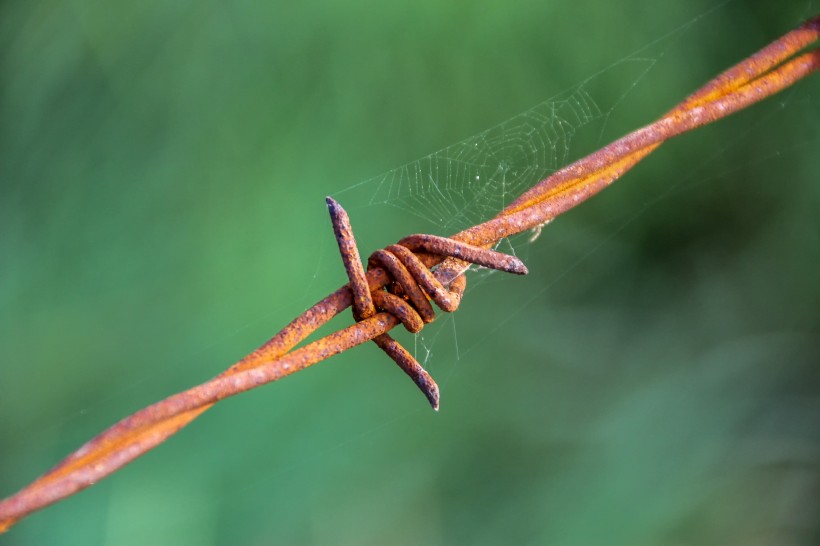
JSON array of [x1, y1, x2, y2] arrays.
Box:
[[334, 70, 631, 238], [339, 86, 602, 232]]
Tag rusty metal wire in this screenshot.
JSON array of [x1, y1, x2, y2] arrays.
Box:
[[0, 15, 817, 533], [327, 196, 528, 409]]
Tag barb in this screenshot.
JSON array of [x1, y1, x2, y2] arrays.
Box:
[[327, 196, 527, 409], [1, 15, 817, 533]]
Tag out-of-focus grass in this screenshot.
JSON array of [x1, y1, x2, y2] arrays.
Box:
[[1, 1, 818, 544]]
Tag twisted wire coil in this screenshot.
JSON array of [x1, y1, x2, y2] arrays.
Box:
[[327, 197, 528, 409]]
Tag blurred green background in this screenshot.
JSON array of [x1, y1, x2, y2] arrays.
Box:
[[2, 0, 818, 544]]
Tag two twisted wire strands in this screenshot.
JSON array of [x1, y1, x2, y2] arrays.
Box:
[[0, 16, 817, 533]]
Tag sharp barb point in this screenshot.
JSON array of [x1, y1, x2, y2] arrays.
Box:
[[326, 196, 342, 211]]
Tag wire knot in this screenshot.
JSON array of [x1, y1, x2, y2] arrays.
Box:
[[327, 197, 527, 410]]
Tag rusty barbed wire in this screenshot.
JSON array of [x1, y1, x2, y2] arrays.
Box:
[[327, 196, 528, 409], [0, 15, 817, 533]]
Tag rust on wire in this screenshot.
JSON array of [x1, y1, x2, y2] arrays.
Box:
[[326, 196, 527, 409], [0, 15, 818, 533]]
